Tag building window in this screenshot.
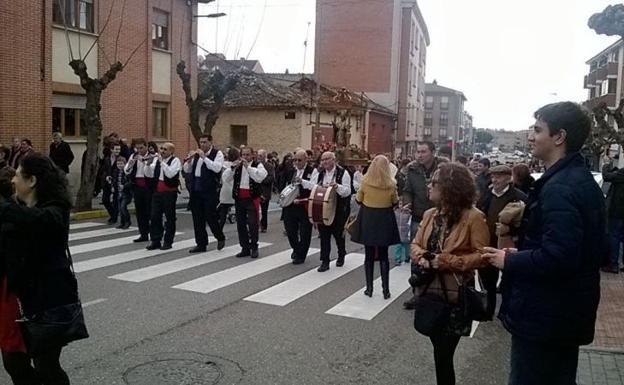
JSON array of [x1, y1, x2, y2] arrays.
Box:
[[53, 0, 94, 32], [601, 80, 609, 96], [152, 9, 169, 50], [152, 104, 169, 138], [439, 112, 448, 126], [231, 125, 248, 147], [425, 96, 433, 109], [440, 128, 447, 138], [424, 112, 432, 126], [52, 107, 87, 137], [424, 127, 432, 136], [609, 78, 617, 94], [440, 96, 449, 110], [285, 111, 296, 119]]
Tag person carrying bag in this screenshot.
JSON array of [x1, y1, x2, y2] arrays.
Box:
[[410, 162, 489, 385]]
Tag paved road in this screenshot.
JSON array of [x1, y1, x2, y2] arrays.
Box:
[[2, 208, 513, 384]]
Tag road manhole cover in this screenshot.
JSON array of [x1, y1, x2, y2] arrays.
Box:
[[123, 352, 242, 385]]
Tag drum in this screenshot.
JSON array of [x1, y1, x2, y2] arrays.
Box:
[[278, 184, 300, 208], [308, 185, 337, 226]]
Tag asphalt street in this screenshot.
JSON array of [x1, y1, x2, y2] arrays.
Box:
[[0, 208, 512, 385]]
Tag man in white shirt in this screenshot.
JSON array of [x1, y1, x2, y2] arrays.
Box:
[[303, 151, 352, 272], [145, 142, 181, 251], [226, 147, 267, 258], [183, 134, 226, 253], [124, 138, 154, 242]]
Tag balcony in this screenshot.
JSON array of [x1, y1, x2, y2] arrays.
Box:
[[585, 62, 619, 89], [583, 93, 616, 111]]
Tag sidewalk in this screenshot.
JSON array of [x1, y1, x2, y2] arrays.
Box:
[[577, 271, 624, 384]]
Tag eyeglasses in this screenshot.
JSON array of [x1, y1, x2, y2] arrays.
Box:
[[160, 147, 167, 150], [295, 159, 306, 163]]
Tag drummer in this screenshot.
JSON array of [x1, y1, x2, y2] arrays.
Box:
[[283, 150, 315, 265], [302, 151, 352, 272]]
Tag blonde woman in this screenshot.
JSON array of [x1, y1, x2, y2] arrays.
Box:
[[352, 155, 400, 299]]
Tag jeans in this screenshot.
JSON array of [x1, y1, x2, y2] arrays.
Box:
[[509, 336, 579, 385], [393, 243, 410, 264], [116, 192, 132, 225], [608, 218, 624, 269], [429, 333, 461, 385]]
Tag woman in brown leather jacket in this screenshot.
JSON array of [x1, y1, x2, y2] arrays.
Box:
[[411, 162, 489, 385]]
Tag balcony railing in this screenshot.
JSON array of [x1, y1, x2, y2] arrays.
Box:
[[585, 62, 619, 88], [583, 93, 617, 111]]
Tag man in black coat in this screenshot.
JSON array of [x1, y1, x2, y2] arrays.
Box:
[[602, 160, 624, 273], [483, 102, 607, 385], [49, 132, 75, 174], [257, 149, 275, 233]]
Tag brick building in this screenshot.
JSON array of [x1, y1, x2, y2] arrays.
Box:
[[424, 81, 466, 149], [315, 0, 429, 158], [0, 0, 198, 188]]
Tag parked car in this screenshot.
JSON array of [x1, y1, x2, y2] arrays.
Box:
[[531, 172, 603, 190]]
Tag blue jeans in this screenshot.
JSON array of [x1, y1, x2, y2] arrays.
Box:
[[117, 192, 132, 225], [393, 243, 410, 264], [509, 336, 579, 385], [608, 218, 624, 269]]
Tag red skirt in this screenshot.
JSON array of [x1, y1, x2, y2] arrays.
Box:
[[0, 277, 26, 352]]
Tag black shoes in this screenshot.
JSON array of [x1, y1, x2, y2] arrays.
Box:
[[189, 246, 206, 253], [160, 243, 172, 250], [292, 258, 305, 265], [336, 255, 345, 267], [364, 288, 373, 297], [383, 290, 391, 300], [291, 252, 297, 260], [317, 263, 330, 272], [217, 239, 226, 251], [403, 295, 418, 309], [116, 223, 131, 229], [146, 242, 161, 250], [107, 218, 116, 225], [236, 250, 251, 258], [260, 228, 267, 233], [133, 236, 149, 243], [250, 249, 259, 259]]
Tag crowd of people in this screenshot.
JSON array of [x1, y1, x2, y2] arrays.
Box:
[[0, 101, 615, 384]]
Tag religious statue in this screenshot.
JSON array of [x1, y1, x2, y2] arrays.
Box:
[[332, 110, 351, 148]]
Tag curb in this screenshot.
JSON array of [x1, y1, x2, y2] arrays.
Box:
[[581, 346, 624, 355], [70, 201, 189, 221]]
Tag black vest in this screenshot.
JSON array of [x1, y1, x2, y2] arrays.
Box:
[[128, 153, 154, 186], [232, 161, 262, 200], [153, 157, 180, 188], [317, 165, 351, 210], [189, 148, 220, 193], [290, 165, 314, 199]]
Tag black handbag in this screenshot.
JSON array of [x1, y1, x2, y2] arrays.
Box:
[[458, 274, 489, 322], [413, 272, 452, 336], [17, 246, 89, 355]]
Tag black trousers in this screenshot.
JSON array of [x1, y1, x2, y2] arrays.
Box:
[[429, 333, 462, 385], [133, 186, 152, 238], [235, 198, 259, 251], [283, 204, 312, 260], [190, 190, 225, 247], [509, 336, 579, 385], [364, 246, 390, 291], [102, 185, 115, 220], [318, 207, 348, 264], [217, 203, 233, 232], [150, 191, 177, 245], [260, 198, 270, 230], [478, 265, 499, 319], [2, 345, 70, 385]]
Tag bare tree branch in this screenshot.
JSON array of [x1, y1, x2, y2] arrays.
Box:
[[57, 0, 75, 61], [122, 37, 147, 68], [83, 0, 116, 61], [114, 0, 127, 62]]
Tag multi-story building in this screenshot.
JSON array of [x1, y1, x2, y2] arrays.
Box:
[[477, 129, 530, 153], [584, 39, 623, 112], [0, 0, 198, 188], [423, 81, 466, 149], [460, 111, 474, 153], [315, 0, 429, 158]]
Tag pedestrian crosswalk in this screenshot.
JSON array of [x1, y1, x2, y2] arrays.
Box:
[[69, 221, 414, 321]]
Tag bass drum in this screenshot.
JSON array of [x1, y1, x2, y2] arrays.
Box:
[[308, 185, 337, 226], [278, 184, 300, 208]]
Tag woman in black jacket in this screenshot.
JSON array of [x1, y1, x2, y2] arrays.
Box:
[[1, 153, 80, 384]]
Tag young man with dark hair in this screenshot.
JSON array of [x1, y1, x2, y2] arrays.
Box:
[[476, 157, 491, 200], [125, 138, 154, 242], [483, 101, 606, 385]]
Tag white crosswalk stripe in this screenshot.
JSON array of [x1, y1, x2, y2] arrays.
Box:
[[69, 222, 104, 230], [69, 227, 137, 241], [173, 248, 320, 294], [109, 242, 271, 282], [245, 253, 365, 306], [325, 263, 412, 321], [71, 232, 183, 255]]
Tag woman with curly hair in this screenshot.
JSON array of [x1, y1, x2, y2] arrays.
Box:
[[411, 162, 489, 385], [352, 155, 400, 299]]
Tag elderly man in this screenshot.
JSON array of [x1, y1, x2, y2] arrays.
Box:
[[145, 142, 181, 251], [477, 165, 527, 319], [10, 138, 34, 169], [257, 149, 275, 233], [49, 132, 74, 174], [302, 151, 352, 272]]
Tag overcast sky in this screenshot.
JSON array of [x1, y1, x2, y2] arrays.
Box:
[[198, 0, 621, 131]]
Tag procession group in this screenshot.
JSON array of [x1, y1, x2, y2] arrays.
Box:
[[0, 101, 613, 385]]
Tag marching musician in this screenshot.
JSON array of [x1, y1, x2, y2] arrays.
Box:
[[302, 151, 352, 272], [124, 138, 154, 243], [183, 134, 227, 253], [145, 143, 181, 251], [225, 147, 267, 259], [283, 150, 315, 265]]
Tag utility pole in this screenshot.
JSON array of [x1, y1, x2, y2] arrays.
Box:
[[314, 5, 323, 146]]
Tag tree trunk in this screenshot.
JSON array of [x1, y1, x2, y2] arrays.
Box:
[[74, 90, 103, 211]]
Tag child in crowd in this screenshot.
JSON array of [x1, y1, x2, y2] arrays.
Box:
[[111, 156, 133, 229], [393, 200, 411, 265]]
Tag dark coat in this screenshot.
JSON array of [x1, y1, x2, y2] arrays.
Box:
[[402, 158, 444, 221], [260, 160, 275, 201], [602, 163, 624, 221], [477, 184, 528, 247], [498, 153, 607, 346], [0, 200, 78, 317], [49, 141, 75, 173]]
